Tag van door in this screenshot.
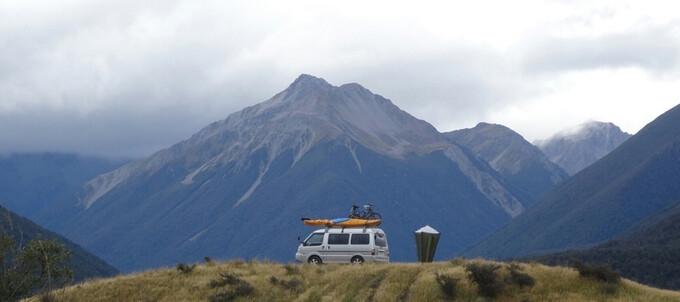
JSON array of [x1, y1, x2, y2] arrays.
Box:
[[300, 232, 325, 262], [374, 232, 389, 262], [325, 233, 350, 263]]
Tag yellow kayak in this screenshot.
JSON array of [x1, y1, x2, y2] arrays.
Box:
[[302, 217, 382, 227]]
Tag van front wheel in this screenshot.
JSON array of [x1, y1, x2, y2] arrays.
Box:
[[351, 256, 364, 264], [308, 256, 322, 265]]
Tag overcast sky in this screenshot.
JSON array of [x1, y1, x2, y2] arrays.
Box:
[[1, 0, 678, 158]]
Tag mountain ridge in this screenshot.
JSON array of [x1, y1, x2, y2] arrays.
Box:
[[465, 103, 680, 259], [445, 122, 569, 203], [531, 199, 680, 290]]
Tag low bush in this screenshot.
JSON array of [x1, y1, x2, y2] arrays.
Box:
[[209, 292, 234, 302], [176, 263, 196, 274], [571, 260, 620, 284], [465, 262, 504, 298], [435, 272, 459, 300], [210, 272, 242, 288], [450, 257, 466, 266], [233, 281, 254, 296], [571, 260, 620, 295], [209, 272, 254, 301], [284, 263, 300, 275], [269, 276, 302, 292], [509, 269, 535, 288]]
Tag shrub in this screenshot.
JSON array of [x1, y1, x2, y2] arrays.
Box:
[[282, 278, 301, 292], [450, 257, 466, 266], [269, 276, 302, 292], [571, 260, 620, 284], [507, 261, 522, 271], [571, 260, 620, 295], [210, 272, 242, 288], [228, 259, 245, 267], [209, 292, 235, 302], [509, 269, 535, 288], [435, 272, 459, 300], [209, 273, 254, 301], [176, 263, 196, 274], [233, 281, 254, 296], [284, 263, 300, 275], [465, 262, 504, 298], [39, 293, 56, 302]]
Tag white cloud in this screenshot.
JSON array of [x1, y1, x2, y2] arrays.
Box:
[[0, 0, 678, 157]]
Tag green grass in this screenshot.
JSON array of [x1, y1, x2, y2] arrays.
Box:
[[25, 259, 680, 302]]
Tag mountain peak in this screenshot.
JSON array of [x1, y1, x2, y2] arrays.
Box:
[[287, 74, 331, 91], [536, 121, 632, 175], [539, 121, 629, 144]]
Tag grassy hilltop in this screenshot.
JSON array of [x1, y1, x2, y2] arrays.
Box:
[[27, 259, 680, 302]]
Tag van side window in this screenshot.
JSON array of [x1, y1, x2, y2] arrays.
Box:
[[374, 233, 387, 247], [351, 234, 369, 245], [328, 234, 349, 245], [305, 233, 324, 246]]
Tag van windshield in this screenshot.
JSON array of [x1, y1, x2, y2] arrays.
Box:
[[304, 233, 324, 246]]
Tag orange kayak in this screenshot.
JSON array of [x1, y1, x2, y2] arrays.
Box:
[[302, 217, 382, 227]]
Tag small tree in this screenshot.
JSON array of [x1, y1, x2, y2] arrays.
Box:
[[0, 234, 74, 301], [19, 237, 74, 292]]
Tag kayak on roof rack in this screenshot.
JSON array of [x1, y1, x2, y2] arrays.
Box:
[[301, 217, 382, 227]]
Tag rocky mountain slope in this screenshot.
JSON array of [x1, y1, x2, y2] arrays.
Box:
[[43, 75, 535, 271], [445, 123, 569, 202], [466, 103, 680, 259], [536, 121, 631, 175]]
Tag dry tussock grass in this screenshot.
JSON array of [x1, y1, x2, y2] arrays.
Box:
[[23, 259, 680, 302]]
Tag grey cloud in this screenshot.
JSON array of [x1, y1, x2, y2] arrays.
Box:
[[328, 48, 527, 133], [521, 23, 680, 75], [0, 1, 288, 158], [2, 1, 678, 158], [0, 68, 280, 159]]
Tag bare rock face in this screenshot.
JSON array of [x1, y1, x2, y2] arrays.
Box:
[[536, 121, 632, 175]]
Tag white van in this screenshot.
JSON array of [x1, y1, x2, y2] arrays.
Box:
[[295, 227, 389, 264]]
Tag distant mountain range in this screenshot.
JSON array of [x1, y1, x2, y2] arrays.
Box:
[[535, 122, 631, 175], [1, 205, 118, 281], [0, 153, 127, 219], [40, 75, 550, 271], [466, 104, 680, 259], [445, 123, 569, 202]]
